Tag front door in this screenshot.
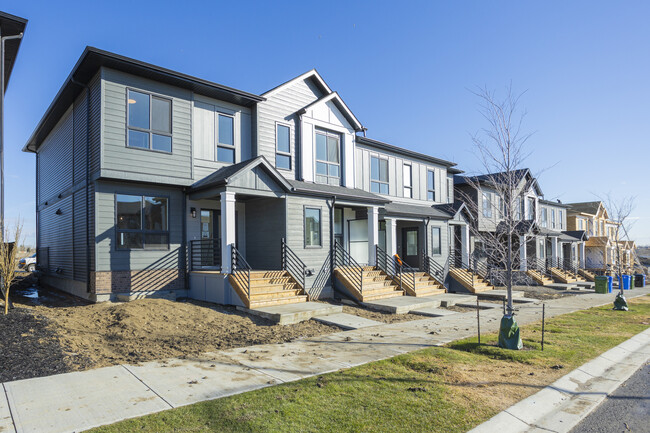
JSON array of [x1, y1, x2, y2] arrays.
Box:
[[401, 227, 419, 268], [349, 219, 369, 265], [453, 225, 463, 267], [200, 210, 221, 267]]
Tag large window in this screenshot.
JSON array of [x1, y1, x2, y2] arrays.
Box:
[[370, 156, 389, 194], [315, 129, 340, 185], [276, 124, 291, 170], [482, 192, 492, 218], [116, 194, 169, 250], [541, 207, 548, 228], [403, 164, 412, 198], [127, 90, 172, 152], [526, 197, 535, 220], [431, 227, 441, 255], [304, 207, 321, 247], [427, 170, 435, 201]]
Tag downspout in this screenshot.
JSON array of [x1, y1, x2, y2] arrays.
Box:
[[182, 188, 188, 293], [329, 195, 336, 283], [71, 78, 92, 293]]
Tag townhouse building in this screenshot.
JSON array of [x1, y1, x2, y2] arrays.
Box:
[[25, 47, 470, 306]]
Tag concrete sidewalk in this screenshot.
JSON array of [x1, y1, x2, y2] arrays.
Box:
[[2, 288, 649, 433]]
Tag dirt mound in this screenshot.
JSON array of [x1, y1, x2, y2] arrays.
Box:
[[37, 298, 339, 369]]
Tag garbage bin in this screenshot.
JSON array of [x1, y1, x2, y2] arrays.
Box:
[[595, 275, 612, 294], [634, 274, 646, 287], [618, 275, 631, 290]]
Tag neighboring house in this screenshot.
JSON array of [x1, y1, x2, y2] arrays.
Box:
[[24, 47, 470, 305]]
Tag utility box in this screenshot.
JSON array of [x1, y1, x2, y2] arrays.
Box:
[[595, 275, 612, 294]]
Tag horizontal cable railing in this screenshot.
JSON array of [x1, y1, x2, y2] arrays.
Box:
[[281, 238, 306, 292], [333, 241, 364, 294], [189, 239, 221, 271], [231, 244, 251, 299]]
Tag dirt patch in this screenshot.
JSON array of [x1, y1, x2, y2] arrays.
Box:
[[319, 300, 426, 323], [445, 305, 477, 313], [511, 285, 581, 301]]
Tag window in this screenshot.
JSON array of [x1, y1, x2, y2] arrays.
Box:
[[541, 208, 548, 228], [334, 208, 343, 247], [515, 197, 523, 220], [482, 192, 492, 218], [578, 219, 584, 230], [127, 90, 172, 152], [427, 170, 435, 201], [370, 156, 389, 194], [539, 239, 545, 259], [431, 227, 441, 255], [559, 210, 563, 229], [447, 178, 453, 203], [216, 114, 235, 163], [403, 164, 412, 198], [497, 195, 504, 218], [304, 207, 321, 247], [275, 124, 291, 170], [526, 197, 535, 220], [315, 129, 340, 185], [116, 194, 169, 250], [551, 209, 556, 229]]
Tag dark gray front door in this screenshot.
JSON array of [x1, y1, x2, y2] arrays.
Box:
[[402, 227, 419, 268]]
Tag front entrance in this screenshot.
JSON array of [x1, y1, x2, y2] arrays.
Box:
[[401, 227, 419, 268], [349, 219, 369, 265], [199, 209, 221, 267]]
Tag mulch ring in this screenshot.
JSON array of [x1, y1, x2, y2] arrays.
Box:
[[0, 307, 88, 383]]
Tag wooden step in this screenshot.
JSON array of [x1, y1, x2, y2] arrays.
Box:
[[249, 270, 290, 279], [360, 289, 405, 302], [249, 295, 308, 308], [250, 289, 304, 301]]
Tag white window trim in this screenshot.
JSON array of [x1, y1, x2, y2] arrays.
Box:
[[314, 128, 341, 185], [427, 169, 436, 201], [275, 122, 292, 171], [370, 155, 389, 194], [403, 164, 412, 198], [216, 112, 236, 163]]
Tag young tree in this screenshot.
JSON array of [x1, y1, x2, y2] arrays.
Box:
[[601, 194, 636, 310], [460, 84, 534, 349], [0, 220, 22, 314]]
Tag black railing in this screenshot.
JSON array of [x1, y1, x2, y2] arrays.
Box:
[[281, 238, 306, 291], [563, 257, 578, 276], [421, 249, 449, 289], [376, 245, 398, 277], [189, 239, 221, 270], [333, 241, 364, 294], [231, 244, 251, 299]]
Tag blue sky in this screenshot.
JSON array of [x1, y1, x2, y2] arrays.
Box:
[[3, 0, 649, 245]]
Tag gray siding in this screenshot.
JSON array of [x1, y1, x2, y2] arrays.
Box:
[[88, 74, 102, 178], [257, 78, 324, 180], [38, 106, 73, 205], [101, 68, 193, 185], [94, 181, 184, 272], [40, 196, 73, 278], [427, 220, 449, 268], [245, 198, 286, 269]]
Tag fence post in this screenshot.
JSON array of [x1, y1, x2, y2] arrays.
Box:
[[476, 297, 481, 345], [541, 303, 546, 351]]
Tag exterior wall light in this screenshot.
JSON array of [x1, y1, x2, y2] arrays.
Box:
[[191, 207, 197, 218]]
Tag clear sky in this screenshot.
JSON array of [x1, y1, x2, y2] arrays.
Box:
[[2, 0, 649, 246]]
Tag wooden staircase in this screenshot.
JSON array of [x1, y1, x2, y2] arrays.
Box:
[[526, 269, 554, 286], [400, 271, 446, 297], [334, 266, 404, 302], [229, 270, 308, 309], [448, 268, 494, 293], [578, 269, 596, 282], [549, 267, 586, 284]]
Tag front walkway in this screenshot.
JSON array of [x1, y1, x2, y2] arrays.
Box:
[[2, 288, 649, 433]]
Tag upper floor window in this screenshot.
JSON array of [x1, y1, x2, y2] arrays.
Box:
[[447, 177, 453, 203], [276, 124, 291, 170], [541, 207, 548, 227], [127, 90, 172, 153], [315, 129, 340, 185], [559, 210, 564, 229], [116, 194, 169, 250], [403, 164, 412, 198], [551, 209, 556, 228], [216, 114, 235, 163], [482, 192, 492, 218], [526, 197, 535, 220], [427, 170, 435, 201], [370, 156, 389, 194], [578, 219, 584, 230]]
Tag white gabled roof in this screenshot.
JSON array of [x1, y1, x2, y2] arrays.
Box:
[[261, 69, 332, 98], [297, 91, 364, 131]]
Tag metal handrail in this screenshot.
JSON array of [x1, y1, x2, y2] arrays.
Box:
[[420, 249, 449, 289], [397, 255, 417, 292], [281, 238, 306, 291], [562, 257, 578, 276], [231, 244, 251, 299], [376, 245, 402, 292], [189, 239, 221, 270], [333, 241, 364, 294]]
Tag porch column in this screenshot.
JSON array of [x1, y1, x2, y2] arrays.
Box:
[[519, 235, 527, 271], [220, 191, 236, 273], [550, 237, 558, 267], [368, 206, 379, 265], [386, 218, 397, 257], [461, 224, 470, 265], [579, 242, 586, 268]]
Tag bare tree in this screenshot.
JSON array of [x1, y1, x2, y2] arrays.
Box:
[[457, 84, 535, 348], [0, 220, 22, 314]]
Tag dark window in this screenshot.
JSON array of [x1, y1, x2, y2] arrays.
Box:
[[431, 227, 441, 255], [116, 194, 169, 250], [217, 114, 235, 163], [127, 90, 172, 152], [304, 207, 321, 247], [370, 156, 389, 194], [427, 170, 435, 201], [315, 130, 340, 185], [276, 124, 291, 170], [403, 164, 412, 198]]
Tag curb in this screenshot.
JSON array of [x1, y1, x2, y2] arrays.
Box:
[[468, 327, 650, 433]]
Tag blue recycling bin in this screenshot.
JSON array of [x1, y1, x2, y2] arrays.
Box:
[[618, 275, 631, 290], [634, 274, 646, 287]]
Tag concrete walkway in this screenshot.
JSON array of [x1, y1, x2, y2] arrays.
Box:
[[2, 288, 649, 433]]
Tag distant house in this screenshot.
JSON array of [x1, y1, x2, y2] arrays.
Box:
[[24, 47, 470, 305]]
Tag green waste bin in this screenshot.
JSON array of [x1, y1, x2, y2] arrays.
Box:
[[595, 275, 612, 294]]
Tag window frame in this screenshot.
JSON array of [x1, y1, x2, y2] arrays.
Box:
[[559, 210, 564, 229], [304, 206, 322, 248], [126, 88, 173, 154], [431, 226, 441, 255], [482, 192, 492, 218], [427, 170, 436, 201], [115, 193, 170, 251], [551, 209, 556, 229], [314, 128, 341, 185], [216, 112, 236, 163], [275, 122, 292, 171], [403, 164, 412, 198], [370, 155, 389, 194], [541, 207, 548, 228]]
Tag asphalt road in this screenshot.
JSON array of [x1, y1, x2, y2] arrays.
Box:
[[571, 362, 650, 433]]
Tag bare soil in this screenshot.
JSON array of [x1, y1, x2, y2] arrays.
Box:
[[320, 300, 427, 323]]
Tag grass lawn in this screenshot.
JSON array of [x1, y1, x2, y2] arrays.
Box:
[[89, 296, 650, 433]]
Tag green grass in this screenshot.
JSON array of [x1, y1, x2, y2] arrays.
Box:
[[90, 296, 650, 433]]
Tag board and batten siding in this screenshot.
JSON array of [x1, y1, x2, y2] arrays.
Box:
[[94, 181, 184, 272], [101, 68, 193, 185], [257, 78, 324, 181], [285, 195, 331, 297]]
